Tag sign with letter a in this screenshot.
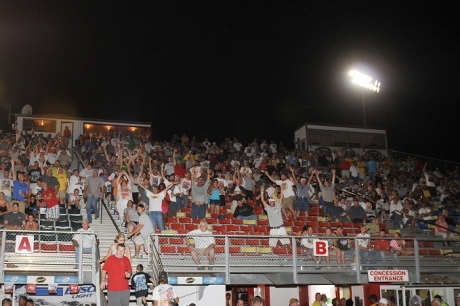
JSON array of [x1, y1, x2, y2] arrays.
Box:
[[313, 239, 328, 256], [15, 235, 34, 253]]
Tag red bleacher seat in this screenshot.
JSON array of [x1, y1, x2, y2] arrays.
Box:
[[167, 217, 178, 223], [179, 217, 192, 223], [212, 225, 226, 231], [232, 219, 243, 225], [177, 246, 189, 254], [170, 223, 184, 230], [160, 245, 177, 253], [240, 225, 254, 232], [226, 225, 240, 232], [218, 219, 231, 224], [215, 246, 225, 253], [184, 224, 197, 231], [258, 220, 269, 226], [230, 238, 244, 245], [169, 237, 183, 244], [253, 225, 267, 233]]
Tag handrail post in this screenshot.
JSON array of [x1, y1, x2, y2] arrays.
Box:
[[292, 236, 298, 284], [354, 236, 360, 283], [414, 239, 420, 283], [225, 235, 230, 284]]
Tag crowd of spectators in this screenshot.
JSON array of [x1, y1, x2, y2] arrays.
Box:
[[1, 126, 460, 263]]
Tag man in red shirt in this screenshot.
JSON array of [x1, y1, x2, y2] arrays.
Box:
[[39, 181, 60, 221], [100, 244, 132, 306]]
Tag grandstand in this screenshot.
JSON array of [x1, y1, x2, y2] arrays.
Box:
[[2, 122, 460, 305]]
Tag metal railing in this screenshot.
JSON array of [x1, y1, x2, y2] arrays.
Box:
[[148, 232, 460, 284], [0, 229, 100, 286]]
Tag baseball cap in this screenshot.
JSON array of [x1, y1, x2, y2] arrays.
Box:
[[158, 271, 168, 280], [289, 298, 299, 305], [379, 298, 388, 305]]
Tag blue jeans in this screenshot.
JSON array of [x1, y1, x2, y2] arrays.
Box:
[[391, 213, 401, 228], [379, 251, 398, 264], [360, 250, 378, 265], [148, 211, 164, 231], [191, 204, 206, 219], [182, 195, 189, 209], [322, 201, 333, 217], [296, 197, 310, 212], [86, 196, 99, 222], [236, 215, 257, 220], [75, 247, 92, 263]]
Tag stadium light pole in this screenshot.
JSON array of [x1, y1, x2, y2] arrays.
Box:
[[349, 69, 381, 127]]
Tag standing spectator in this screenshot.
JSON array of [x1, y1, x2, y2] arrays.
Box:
[[389, 195, 403, 229], [434, 215, 450, 245], [54, 165, 68, 205], [137, 170, 175, 231], [260, 185, 291, 250], [72, 219, 99, 266], [264, 167, 297, 220], [312, 293, 322, 306], [127, 203, 154, 258], [292, 171, 315, 218], [152, 271, 179, 306], [37, 181, 60, 221], [366, 157, 378, 181], [185, 219, 216, 270], [83, 170, 105, 223], [100, 244, 132, 306], [316, 169, 336, 217], [131, 264, 155, 306], [99, 234, 132, 263], [67, 169, 83, 197], [190, 169, 211, 219], [10, 158, 30, 214]]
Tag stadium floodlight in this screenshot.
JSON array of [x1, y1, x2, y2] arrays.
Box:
[[349, 69, 381, 126]]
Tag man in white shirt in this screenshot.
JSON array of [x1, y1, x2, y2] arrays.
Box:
[[185, 219, 216, 270]]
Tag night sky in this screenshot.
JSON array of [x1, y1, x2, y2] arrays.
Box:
[[1, 1, 459, 160]]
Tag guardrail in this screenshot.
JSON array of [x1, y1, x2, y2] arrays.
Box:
[[0, 230, 100, 285], [148, 232, 460, 284]]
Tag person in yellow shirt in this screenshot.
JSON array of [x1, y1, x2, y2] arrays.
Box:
[[312, 293, 322, 306], [357, 158, 367, 180], [54, 166, 68, 205]]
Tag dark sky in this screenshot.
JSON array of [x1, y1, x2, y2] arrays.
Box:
[[1, 1, 459, 160]]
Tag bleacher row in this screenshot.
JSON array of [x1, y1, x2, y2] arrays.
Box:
[[2, 212, 85, 254], [165, 202, 380, 235]]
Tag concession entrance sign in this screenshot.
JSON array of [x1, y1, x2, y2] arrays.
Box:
[[368, 270, 409, 282]]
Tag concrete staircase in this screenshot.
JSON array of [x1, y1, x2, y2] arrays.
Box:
[[80, 200, 153, 305]]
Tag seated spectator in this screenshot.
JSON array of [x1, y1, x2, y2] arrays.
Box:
[[298, 225, 320, 264], [233, 198, 257, 220], [185, 219, 216, 270], [24, 213, 39, 231], [389, 232, 414, 256], [3, 202, 25, 230], [327, 198, 347, 222], [441, 209, 457, 232], [72, 219, 99, 266], [347, 198, 366, 223], [374, 229, 398, 265], [67, 188, 81, 213], [434, 215, 450, 245]]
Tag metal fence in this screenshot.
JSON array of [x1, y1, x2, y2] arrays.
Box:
[[148, 232, 460, 284], [0, 229, 100, 284]]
